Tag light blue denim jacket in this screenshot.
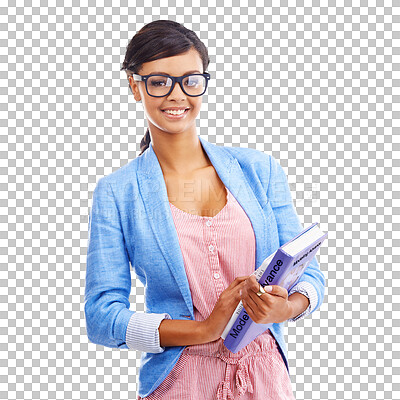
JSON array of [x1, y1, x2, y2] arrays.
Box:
[[84, 136, 326, 398]]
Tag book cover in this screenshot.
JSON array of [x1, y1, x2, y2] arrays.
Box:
[[222, 222, 327, 353]]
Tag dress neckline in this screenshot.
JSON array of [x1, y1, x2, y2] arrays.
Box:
[[169, 187, 229, 219]]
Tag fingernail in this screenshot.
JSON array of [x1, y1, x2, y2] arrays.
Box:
[[264, 285, 272, 292]]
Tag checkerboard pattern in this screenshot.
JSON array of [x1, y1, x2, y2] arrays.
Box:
[[2, 1, 398, 399]]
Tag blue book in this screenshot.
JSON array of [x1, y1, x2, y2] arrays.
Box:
[[221, 222, 327, 353]]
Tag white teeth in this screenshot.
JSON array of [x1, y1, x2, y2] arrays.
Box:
[[163, 109, 187, 115]]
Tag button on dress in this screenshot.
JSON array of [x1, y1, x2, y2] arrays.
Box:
[[137, 187, 296, 400]]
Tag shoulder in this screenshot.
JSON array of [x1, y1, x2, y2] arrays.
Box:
[[219, 144, 278, 177], [216, 144, 290, 200], [221, 144, 269, 162]]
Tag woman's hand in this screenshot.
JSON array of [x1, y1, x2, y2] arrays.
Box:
[[240, 275, 293, 324], [203, 276, 250, 342]]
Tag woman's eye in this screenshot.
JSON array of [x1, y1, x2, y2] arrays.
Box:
[[185, 78, 200, 87], [150, 80, 166, 87]]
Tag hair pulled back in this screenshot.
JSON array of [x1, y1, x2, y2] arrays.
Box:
[[121, 20, 210, 156]]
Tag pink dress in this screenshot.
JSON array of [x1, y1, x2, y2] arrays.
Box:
[[138, 187, 296, 400]]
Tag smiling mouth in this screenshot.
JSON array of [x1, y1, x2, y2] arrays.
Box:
[[161, 108, 190, 118], [161, 108, 190, 115]]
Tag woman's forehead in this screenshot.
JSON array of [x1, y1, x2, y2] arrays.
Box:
[[140, 49, 203, 75]]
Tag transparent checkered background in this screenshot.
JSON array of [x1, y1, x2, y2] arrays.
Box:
[[1, 1, 399, 399]]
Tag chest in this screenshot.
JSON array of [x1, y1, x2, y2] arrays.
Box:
[[164, 167, 227, 218]]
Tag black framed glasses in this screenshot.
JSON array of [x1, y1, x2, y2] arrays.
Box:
[[131, 73, 211, 97]]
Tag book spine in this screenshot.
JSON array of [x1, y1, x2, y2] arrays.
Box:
[[220, 251, 277, 340], [258, 250, 292, 288], [224, 249, 292, 352]]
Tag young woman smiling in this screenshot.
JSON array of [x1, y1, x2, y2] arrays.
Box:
[[84, 19, 325, 400]]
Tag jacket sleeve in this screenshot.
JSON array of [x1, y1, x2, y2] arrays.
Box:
[[84, 177, 171, 351], [125, 312, 172, 353], [267, 155, 326, 316]]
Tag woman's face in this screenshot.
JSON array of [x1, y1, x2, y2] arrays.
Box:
[[129, 48, 205, 138]]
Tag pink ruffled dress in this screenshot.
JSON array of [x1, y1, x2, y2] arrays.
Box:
[[138, 187, 296, 400]]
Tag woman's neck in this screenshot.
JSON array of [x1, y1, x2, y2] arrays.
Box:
[[151, 132, 211, 176]]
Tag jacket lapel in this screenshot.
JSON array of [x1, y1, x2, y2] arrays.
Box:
[[136, 136, 267, 317], [199, 137, 267, 271]]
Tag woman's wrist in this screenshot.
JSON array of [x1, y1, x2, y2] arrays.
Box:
[[198, 319, 216, 343], [287, 292, 310, 320]]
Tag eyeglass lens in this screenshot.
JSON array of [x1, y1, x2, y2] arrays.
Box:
[[147, 75, 207, 97]]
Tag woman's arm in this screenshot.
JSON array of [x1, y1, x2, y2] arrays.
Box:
[[159, 276, 249, 347], [158, 292, 310, 347], [287, 292, 310, 319], [85, 177, 134, 348], [287, 281, 318, 322], [158, 319, 209, 347], [266, 155, 326, 315]]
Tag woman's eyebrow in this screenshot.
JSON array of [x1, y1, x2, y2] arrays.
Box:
[[148, 70, 201, 75]]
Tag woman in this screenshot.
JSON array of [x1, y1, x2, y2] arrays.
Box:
[[84, 20, 325, 400]]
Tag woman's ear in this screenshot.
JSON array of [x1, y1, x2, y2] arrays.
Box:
[[129, 76, 142, 102]]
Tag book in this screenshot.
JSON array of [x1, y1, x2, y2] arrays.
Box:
[[221, 222, 327, 353]]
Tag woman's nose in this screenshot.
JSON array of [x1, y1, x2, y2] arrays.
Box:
[[167, 81, 186, 99]]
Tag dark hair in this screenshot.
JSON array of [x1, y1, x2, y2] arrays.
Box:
[[121, 20, 210, 156]]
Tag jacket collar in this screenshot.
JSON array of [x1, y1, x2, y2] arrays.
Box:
[[136, 135, 267, 317]]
